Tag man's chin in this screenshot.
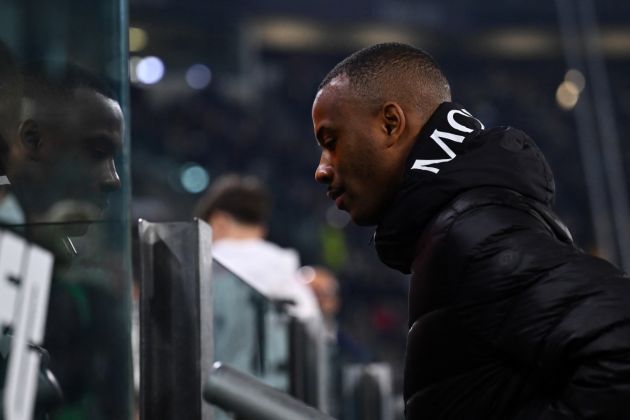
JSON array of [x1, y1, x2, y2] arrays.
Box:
[[349, 210, 380, 227], [41, 200, 103, 237]]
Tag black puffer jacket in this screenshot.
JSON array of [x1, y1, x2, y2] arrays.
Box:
[[375, 103, 630, 419]]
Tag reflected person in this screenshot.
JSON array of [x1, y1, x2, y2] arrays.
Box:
[[0, 61, 122, 254], [1, 58, 127, 419]]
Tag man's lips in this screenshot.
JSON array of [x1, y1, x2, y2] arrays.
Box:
[[327, 188, 345, 208], [327, 188, 343, 201]]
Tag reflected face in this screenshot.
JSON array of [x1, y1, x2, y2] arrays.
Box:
[[10, 87, 123, 234], [312, 76, 398, 226]]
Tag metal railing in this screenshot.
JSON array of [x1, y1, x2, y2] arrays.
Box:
[[204, 362, 336, 420]]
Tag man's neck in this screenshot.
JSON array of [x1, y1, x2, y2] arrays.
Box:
[[212, 223, 265, 242]]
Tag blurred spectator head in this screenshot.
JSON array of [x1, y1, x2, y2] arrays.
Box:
[[195, 173, 271, 241], [300, 265, 340, 322]]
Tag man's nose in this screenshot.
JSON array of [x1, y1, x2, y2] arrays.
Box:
[[100, 159, 121, 192], [315, 154, 333, 185]]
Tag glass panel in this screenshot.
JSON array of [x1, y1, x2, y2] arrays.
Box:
[[212, 260, 291, 388], [211, 259, 292, 420], [0, 0, 132, 419], [211, 259, 331, 415]]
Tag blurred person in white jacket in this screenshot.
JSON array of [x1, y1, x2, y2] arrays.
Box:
[[195, 174, 320, 320], [195, 174, 325, 407]]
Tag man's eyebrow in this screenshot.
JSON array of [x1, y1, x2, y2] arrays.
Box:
[[85, 132, 122, 153]]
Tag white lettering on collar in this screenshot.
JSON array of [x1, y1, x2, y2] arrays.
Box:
[[411, 108, 483, 174]]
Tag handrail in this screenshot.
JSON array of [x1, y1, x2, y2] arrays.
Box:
[[203, 362, 336, 420]]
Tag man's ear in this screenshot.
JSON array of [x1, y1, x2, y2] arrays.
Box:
[[18, 119, 42, 158], [382, 102, 406, 146]]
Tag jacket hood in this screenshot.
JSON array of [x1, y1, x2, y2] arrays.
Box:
[[374, 102, 555, 273]]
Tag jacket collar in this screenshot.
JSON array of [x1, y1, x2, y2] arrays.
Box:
[[374, 102, 554, 273]]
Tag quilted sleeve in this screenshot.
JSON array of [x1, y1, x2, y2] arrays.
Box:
[[446, 204, 630, 420]]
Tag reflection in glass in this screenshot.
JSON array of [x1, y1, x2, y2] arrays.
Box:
[[0, 0, 132, 418]]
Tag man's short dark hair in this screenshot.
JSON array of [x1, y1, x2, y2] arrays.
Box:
[[21, 60, 118, 103], [318, 42, 451, 113], [194, 174, 271, 226]]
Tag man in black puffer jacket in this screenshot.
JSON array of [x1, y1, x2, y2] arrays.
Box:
[[312, 42, 630, 419]]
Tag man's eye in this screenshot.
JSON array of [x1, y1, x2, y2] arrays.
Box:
[[90, 148, 110, 160], [323, 139, 336, 151]]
